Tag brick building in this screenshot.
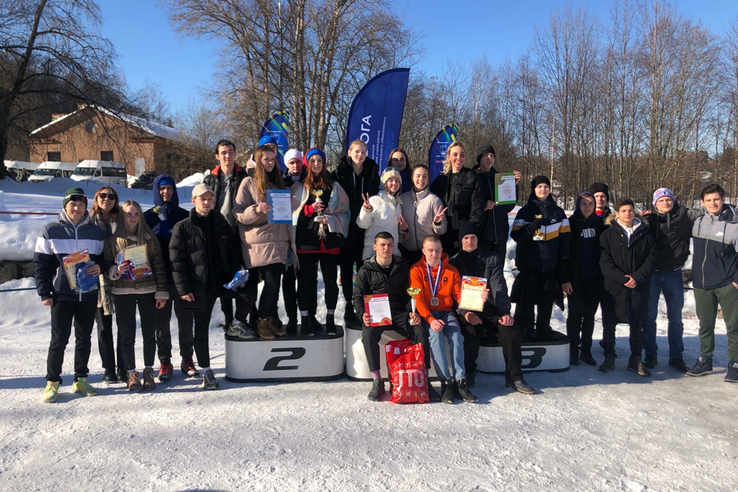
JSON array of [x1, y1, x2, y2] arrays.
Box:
[[28, 105, 183, 177]]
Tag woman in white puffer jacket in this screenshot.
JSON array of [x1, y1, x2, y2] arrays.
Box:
[[356, 166, 408, 260]]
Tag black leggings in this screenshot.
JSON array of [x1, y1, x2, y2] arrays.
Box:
[[297, 253, 339, 314], [240, 263, 284, 320]]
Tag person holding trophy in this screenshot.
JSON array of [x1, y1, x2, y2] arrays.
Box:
[[352, 232, 435, 402], [510, 176, 571, 340], [290, 147, 350, 336]]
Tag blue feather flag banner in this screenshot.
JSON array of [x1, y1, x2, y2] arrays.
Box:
[[427, 122, 458, 182], [344, 68, 410, 171], [260, 110, 290, 170]]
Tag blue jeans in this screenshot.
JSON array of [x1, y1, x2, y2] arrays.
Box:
[[644, 271, 684, 359], [424, 310, 465, 380]]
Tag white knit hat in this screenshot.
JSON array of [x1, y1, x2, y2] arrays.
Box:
[[284, 149, 303, 163]]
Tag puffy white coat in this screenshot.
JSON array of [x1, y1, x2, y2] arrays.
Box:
[[356, 189, 403, 260]]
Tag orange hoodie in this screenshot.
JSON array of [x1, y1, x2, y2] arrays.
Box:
[[409, 253, 461, 324]]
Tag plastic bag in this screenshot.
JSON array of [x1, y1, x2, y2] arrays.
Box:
[[75, 262, 99, 294], [385, 339, 430, 404], [224, 268, 249, 291]]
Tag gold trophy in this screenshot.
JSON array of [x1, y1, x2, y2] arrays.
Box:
[[311, 189, 324, 222], [533, 214, 544, 241], [407, 287, 421, 325]]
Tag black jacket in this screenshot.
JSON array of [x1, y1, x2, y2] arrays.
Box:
[[473, 164, 517, 246], [170, 209, 241, 309], [599, 217, 656, 323], [352, 256, 411, 321], [331, 156, 380, 223], [566, 207, 605, 283], [430, 167, 484, 229], [511, 194, 570, 275], [144, 174, 189, 283], [646, 202, 700, 273], [449, 248, 511, 316]]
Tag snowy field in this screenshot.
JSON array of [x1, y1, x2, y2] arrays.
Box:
[[0, 178, 736, 491]]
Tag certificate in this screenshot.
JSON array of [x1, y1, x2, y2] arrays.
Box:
[[459, 276, 488, 312], [116, 244, 152, 280], [62, 249, 91, 290], [363, 294, 393, 327], [494, 172, 517, 205], [267, 189, 292, 223]]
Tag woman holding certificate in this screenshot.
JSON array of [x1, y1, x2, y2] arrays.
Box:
[[290, 147, 350, 336], [104, 200, 168, 392], [430, 142, 485, 256], [89, 187, 123, 383], [233, 144, 291, 341]]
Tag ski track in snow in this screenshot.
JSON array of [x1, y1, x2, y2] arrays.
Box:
[[0, 179, 736, 491]]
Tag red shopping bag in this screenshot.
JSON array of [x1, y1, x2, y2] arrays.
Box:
[[385, 339, 430, 404]]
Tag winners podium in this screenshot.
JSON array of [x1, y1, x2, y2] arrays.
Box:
[[225, 327, 345, 382]]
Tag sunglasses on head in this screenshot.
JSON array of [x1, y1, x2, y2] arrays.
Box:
[[98, 192, 117, 200]]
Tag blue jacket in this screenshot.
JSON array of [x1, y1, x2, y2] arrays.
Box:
[[143, 174, 189, 283], [34, 211, 106, 302], [692, 204, 738, 290]]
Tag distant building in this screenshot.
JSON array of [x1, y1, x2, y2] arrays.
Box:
[[27, 105, 183, 177]]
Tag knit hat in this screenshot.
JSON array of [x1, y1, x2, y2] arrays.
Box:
[[475, 144, 496, 164], [531, 175, 551, 192], [158, 176, 175, 189], [191, 183, 214, 198], [589, 182, 610, 201], [458, 221, 479, 241], [284, 149, 303, 164], [258, 135, 278, 146], [304, 147, 326, 167], [381, 166, 402, 185], [62, 187, 87, 209], [652, 187, 675, 206]]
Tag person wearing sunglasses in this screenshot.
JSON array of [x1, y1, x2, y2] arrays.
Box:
[[35, 187, 107, 403]]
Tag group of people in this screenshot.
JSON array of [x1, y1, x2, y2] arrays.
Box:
[[33, 135, 738, 404]]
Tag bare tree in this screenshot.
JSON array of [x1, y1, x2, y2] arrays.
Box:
[[0, 0, 123, 175]]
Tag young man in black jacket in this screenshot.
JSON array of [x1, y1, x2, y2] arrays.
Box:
[[449, 223, 535, 394], [564, 191, 604, 366], [143, 174, 191, 382], [473, 144, 521, 260], [643, 188, 701, 373], [170, 183, 241, 390], [599, 199, 656, 376], [352, 232, 437, 402]]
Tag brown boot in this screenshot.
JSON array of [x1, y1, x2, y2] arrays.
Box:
[[269, 317, 286, 337], [256, 318, 275, 340], [127, 371, 143, 392], [142, 367, 156, 390]]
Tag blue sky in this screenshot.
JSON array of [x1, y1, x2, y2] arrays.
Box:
[[98, 0, 738, 112]]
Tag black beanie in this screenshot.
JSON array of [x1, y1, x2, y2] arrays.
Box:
[[531, 175, 551, 192], [458, 222, 479, 241], [475, 144, 496, 164], [588, 182, 610, 201]]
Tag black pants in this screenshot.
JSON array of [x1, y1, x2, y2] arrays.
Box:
[[297, 253, 339, 314], [398, 245, 423, 266], [602, 316, 644, 358], [46, 299, 97, 383], [514, 270, 556, 333], [180, 295, 217, 368], [361, 311, 430, 372], [566, 277, 601, 357], [460, 309, 523, 382], [114, 293, 157, 371], [282, 263, 298, 321], [240, 263, 283, 320], [95, 307, 123, 376], [339, 222, 365, 303], [220, 291, 249, 325], [155, 283, 191, 361]]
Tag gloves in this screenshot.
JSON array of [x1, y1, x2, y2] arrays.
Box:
[[527, 218, 543, 232]]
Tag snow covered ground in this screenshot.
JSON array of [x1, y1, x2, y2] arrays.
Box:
[[0, 178, 736, 491]]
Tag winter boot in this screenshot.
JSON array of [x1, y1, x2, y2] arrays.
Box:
[[269, 317, 286, 337], [158, 358, 173, 382], [286, 317, 298, 335], [643, 354, 657, 369], [127, 371, 143, 392], [309, 314, 323, 333], [367, 379, 385, 402], [725, 360, 738, 383], [627, 356, 651, 377], [687, 357, 713, 377], [441, 379, 455, 404], [142, 368, 156, 390], [668, 358, 688, 373], [325, 313, 337, 336], [256, 318, 275, 341], [580, 352, 597, 366], [344, 304, 358, 326], [300, 315, 314, 337], [599, 353, 616, 373], [457, 379, 478, 403]]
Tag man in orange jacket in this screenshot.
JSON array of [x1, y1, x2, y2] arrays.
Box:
[[410, 235, 477, 404]]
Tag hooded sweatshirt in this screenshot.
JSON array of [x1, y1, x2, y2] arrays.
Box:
[[143, 174, 189, 283]]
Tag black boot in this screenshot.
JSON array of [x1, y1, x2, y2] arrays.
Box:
[[286, 317, 298, 335], [457, 379, 478, 403], [325, 313, 336, 336], [344, 304, 358, 326], [427, 381, 441, 402], [627, 356, 651, 377], [441, 378, 455, 404], [367, 378, 385, 401], [300, 315, 313, 337]]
